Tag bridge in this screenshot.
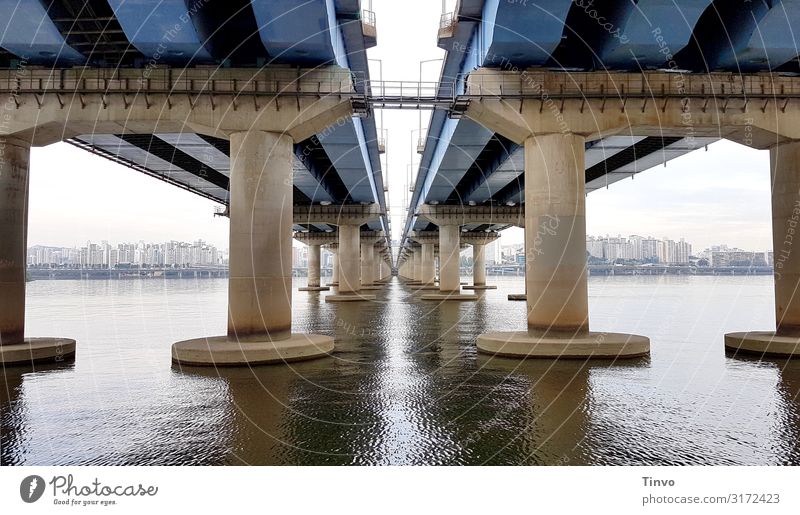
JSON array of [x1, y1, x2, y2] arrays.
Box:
[[1, 0, 799, 366]]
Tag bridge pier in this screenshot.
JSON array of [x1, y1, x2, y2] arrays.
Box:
[[422, 224, 476, 301], [326, 244, 339, 286], [404, 248, 420, 284], [295, 232, 335, 292], [0, 138, 76, 365], [461, 232, 499, 290], [726, 141, 800, 357], [421, 242, 436, 287], [299, 243, 329, 292], [408, 232, 438, 290], [172, 130, 334, 366], [359, 232, 383, 290], [476, 134, 648, 358], [326, 225, 376, 302]]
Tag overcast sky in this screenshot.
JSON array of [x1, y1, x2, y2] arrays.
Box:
[[27, 0, 772, 253]]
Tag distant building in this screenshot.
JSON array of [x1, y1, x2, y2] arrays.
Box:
[[711, 251, 768, 267], [584, 234, 690, 264], [28, 240, 227, 268]]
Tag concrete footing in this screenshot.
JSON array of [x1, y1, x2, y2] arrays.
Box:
[[724, 331, 800, 357], [325, 293, 377, 302], [359, 285, 383, 290], [0, 338, 77, 365], [477, 331, 650, 358], [463, 285, 497, 290], [508, 294, 526, 301], [421, 292, 478, 301], [299, 286, 330, 292], [413, 284, 440, 290], [171, 334, 334, 366]]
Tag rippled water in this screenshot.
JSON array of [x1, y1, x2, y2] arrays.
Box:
[[2, 275, 799, 465]]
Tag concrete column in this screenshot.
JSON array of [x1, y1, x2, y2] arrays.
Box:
[[326, 227, 375, 301], [227, 130, 294, 341], [726, 140, 800, 356], [172, 130, 333, 365], [438, 224, 461, 293], [524, 133, 589, 333], [473, 244, 486, 286], [476, 132, 648, 357], [414, 250, 422, 283], [772, 141, 800, 334], [360, 242, 374, 286], [308, 244, 321, 287], [338, 224, 361, 293], [0, 139, 29, 346], [421, 243, 435, 286], [331, 249, 339, 285], [0, 138, 76, 365], [407, 251, 416, 282]]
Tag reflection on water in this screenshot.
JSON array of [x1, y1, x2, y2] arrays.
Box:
[[2, 275, 799, 465]]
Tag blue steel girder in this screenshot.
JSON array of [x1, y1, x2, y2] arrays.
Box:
[[0, 0, 85, 65], [480, 0, 572, 68], [250, 0, 347, 66], [106, 0, 214, 64]]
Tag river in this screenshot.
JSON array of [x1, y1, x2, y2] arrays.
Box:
[[2, 275, 798, 465]]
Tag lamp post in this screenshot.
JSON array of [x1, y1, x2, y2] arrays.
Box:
[[418, 58, 444, 145]]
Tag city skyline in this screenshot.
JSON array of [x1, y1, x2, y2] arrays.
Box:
[[27, 134, 771, 256], [28, 239, 227, 268]]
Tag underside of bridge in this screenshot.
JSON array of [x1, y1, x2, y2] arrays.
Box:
[[0, 0, 388, 238], [3, 0, 800, 366]]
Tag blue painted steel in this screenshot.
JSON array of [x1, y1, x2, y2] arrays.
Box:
[[481, 0, 572, 67], [716, 0, 800, 71], [107, 0, 214, 64], [0, 0, 85, 64], [603, 0, 713, 69], [250, 0, 346, 66]]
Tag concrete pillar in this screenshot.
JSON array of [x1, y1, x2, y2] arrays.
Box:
[[438, 224, 461, 293], [226, 130, 294, 341], [0, 138, 76, 365], [308, 244, 321, 287], [298, 241, 329, 292], [476, 133, 647, 357], [421, 243, 435, 286], [473, 244, 486, 286], [172, 130, 333, 365], [407, 251, 416, 282], [0, 139, 29, 346], [414, 250, 422, 283], [772, 141, 800, 334], [360, 242, 374, 286], [331, 249, 339, 285], [338, 224, 361, 293], [523, 133, 589, 333], [326, 226, 375, 301], [726, 140, 800, 356]]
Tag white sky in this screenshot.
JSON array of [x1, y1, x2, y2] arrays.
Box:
[[27, 0, 773, 254]]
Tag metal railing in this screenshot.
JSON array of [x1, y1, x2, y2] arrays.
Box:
[[6, 69, 800, 116], [460, 70, 800, 99], [438, 12, 457, 38], [361, 9, 377, 29], [363, 79, 456, 109], [0, 67, 359, 97]]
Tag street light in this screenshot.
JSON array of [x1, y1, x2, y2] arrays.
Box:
[[368, 58, 386, 153], [418, 57, 444, 146]]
